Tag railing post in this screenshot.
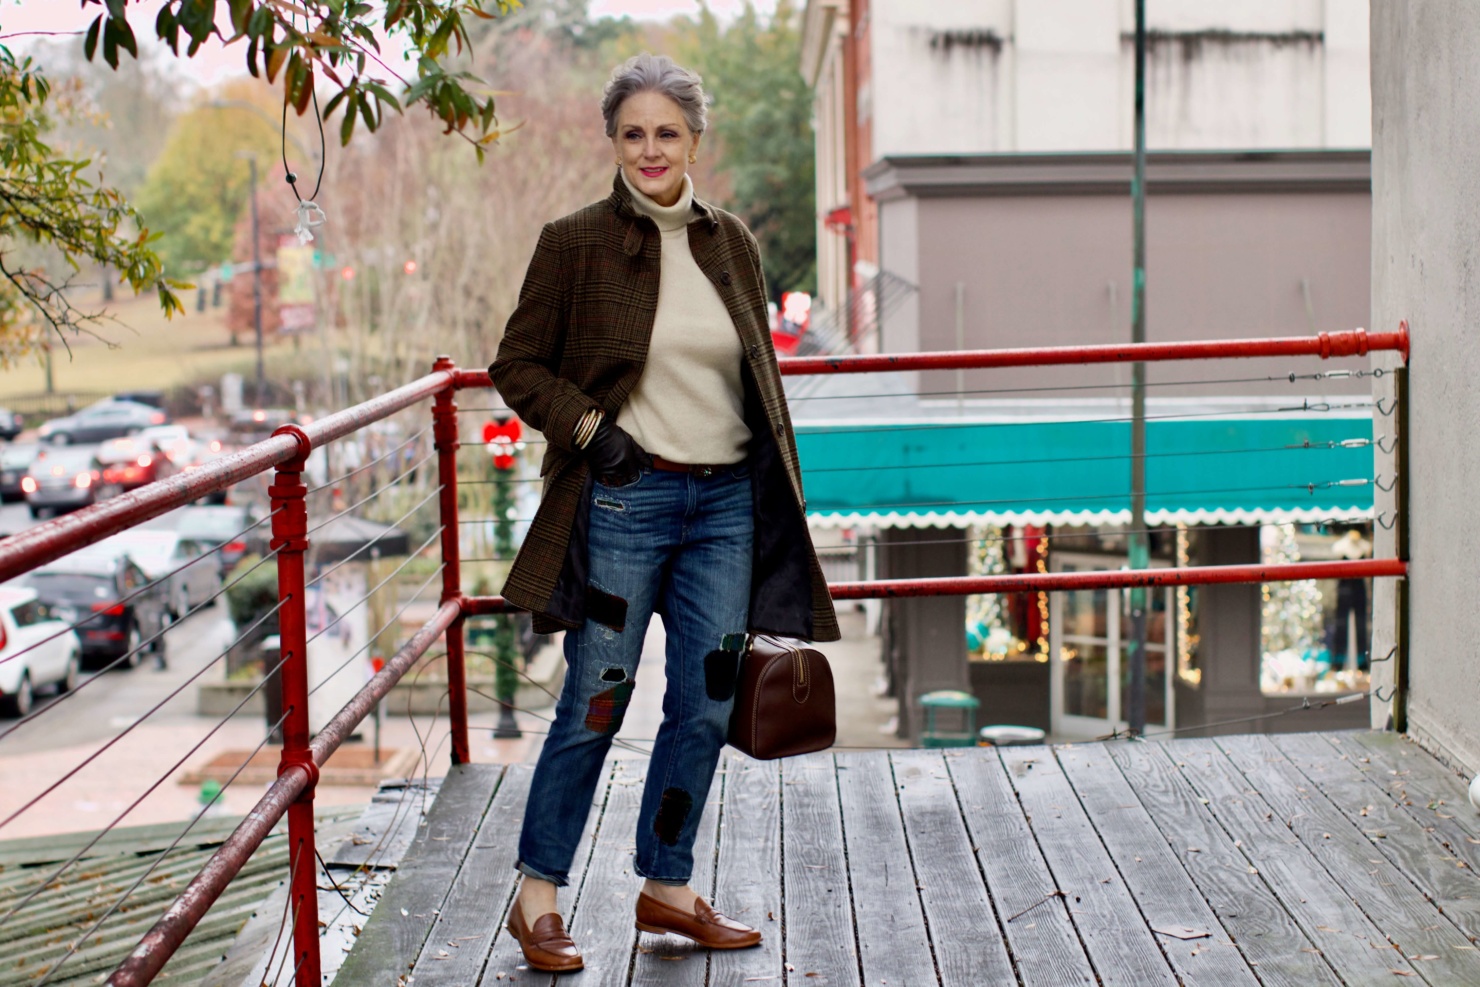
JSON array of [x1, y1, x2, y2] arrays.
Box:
[[433, 356, 470, 766], [1392, 362, 1411, 733], [268, 424, 321, 987]]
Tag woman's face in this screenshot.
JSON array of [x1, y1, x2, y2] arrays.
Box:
[[612, 90, 701, 208]]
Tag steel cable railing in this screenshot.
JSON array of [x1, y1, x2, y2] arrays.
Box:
[[309, 561, 445, 698], [0, 546, 284, 743], [0, 599, 288, 834], [305, 422, 432, 497], [0, 508, 278, 673], [303, 485, 441, 592], [303, 526, 444, 652], [1, 658, 293, 929], [68, 328, 1407, 987], [29, 706, 294, 986]]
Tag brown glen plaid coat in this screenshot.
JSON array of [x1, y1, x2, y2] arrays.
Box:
[[489, 171, 840, 643]]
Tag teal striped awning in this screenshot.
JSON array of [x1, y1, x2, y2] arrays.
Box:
[[795, 416, 1374, 528]]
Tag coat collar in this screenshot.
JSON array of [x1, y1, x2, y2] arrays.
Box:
[[608, 168, 720, 255]]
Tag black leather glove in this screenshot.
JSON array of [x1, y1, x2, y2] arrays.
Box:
[[585, 418, 649, 485]]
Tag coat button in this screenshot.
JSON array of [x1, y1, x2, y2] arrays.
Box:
[[748, 344, 760, 359], [774, 422, 785, 436], [719, 270, 732, 286]]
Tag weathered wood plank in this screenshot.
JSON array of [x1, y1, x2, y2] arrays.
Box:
[[1106, 741, 1341, 987], [556, 757, 648, 987], [477, 760, 611, 985], [707, 752, 784, 985], [892, 749, 1014, 986], [1275, 733, 1480, 941], [1218, 734, 1478, 984], [948, 748, 1093, 986], [1170, 739, 1423, 983], [408, 765, 531, 985], [833, 750, 936, 986], [327, 781, 441, 870], [1339, 732, 1480, 872], [1055, 743, 1259, 985], [776, 752, 857, 986], [630, 758, 722, 986], [333, 764, 504, 985], [998, 745, 1177, 987]]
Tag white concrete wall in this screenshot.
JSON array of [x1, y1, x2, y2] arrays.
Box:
[[812, 41, 851, 314], [865, 0, 1370, 156], [1370, 1, 1480, 772]]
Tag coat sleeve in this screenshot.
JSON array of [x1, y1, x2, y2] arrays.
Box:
[[488, 222, 597, 453]]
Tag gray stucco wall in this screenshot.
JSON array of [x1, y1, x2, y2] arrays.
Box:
[[1371, 2, 1480, 772]]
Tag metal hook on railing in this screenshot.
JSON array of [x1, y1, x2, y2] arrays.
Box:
[[1374, 474, 1399, 493], [1373, 685, 1398, 704], [1375, 435, 1398, 454], [1375, 511, 1398, 530], [1375, 396, 1399, 417], [1370, 645, 1397, 665]]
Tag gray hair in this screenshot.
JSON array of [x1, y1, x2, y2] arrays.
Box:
[[601, 53, 709, 138]]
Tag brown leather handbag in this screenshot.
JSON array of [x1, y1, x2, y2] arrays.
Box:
[[727, 635, 836, 759]]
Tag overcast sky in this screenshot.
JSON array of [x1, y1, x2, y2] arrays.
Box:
[[1, 0, 778, 86]]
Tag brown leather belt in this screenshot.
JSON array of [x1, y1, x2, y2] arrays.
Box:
[[649, 455, 736, 478]]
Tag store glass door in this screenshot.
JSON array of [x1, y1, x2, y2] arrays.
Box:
[[1050, 554, 1174, 737]]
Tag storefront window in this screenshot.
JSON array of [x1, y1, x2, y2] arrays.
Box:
[[1260, 522, 1372, 695], [965, 525, 1048, 662], [1175, 524, 1202, 686]]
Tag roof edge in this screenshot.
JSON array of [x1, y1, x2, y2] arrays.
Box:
[[863, 149, 1371, 202]]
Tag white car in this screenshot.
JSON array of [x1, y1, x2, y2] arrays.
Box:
[[0, 586, 83, 717], [97, 530, 222, 620]]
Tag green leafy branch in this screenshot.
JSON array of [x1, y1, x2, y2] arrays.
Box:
[[0, 44, 184, 354], [82, 0, 519, 161]]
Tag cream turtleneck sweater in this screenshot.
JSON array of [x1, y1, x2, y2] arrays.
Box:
[[615, 170, 751, 465]]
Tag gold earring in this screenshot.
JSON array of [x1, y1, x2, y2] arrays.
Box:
[[615, 159, 622, 166], [688, 155, 697, 163]]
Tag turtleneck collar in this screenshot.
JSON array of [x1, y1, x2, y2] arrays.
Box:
[[620, 168, 694, 232]]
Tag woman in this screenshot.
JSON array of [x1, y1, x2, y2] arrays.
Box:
[[488, 53, 839, 973]]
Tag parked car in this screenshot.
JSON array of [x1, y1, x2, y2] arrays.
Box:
[[0, 586, 83, 716], [20, 447, 119, 518], [97, 530, 220, 619], [38, 399, 168, 445], [136, 424, 196, 465], [0, 407, 25, 441], [113, 390, 165, 409], [142, 504, 260, 573], [0, 442, 41, 503], [179, 435, 233, 505], [95, 435, 179, 491], [19, 549, 171, 670], [228, 408, 296, 446]]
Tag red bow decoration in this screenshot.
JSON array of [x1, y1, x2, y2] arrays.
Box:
[[483, 418, 522, 470]]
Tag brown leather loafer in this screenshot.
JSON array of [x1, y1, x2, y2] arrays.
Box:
[[635, 892, 763, 949], [506, 898, 584, 972]]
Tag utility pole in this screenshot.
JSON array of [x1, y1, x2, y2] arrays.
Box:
[[1126, 0, 1149, 736], [239, 152, 267, 408]]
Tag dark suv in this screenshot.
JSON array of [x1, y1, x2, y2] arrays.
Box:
[[19, 548, 172, 670]]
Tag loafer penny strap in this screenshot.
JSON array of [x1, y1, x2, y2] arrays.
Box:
[[529, 912, 578, 950]]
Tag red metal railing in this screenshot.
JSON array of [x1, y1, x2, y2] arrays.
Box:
[[0, 324, 1390, 985]]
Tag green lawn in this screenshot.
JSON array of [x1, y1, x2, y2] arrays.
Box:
[[0, 292, 301, 401]]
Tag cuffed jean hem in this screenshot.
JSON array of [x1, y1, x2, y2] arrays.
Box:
[[515, 860, 569, 887], [633, 863, 691, 887]]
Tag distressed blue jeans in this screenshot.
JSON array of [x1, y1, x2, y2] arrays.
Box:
[[517, 464, 753, 887]]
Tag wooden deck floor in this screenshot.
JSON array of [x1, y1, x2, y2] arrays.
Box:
[[332, 731, 1480, 986]]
